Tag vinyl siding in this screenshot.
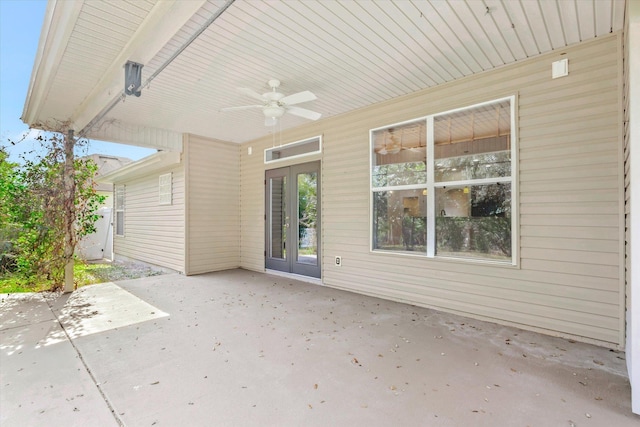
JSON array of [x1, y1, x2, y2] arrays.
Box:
[[240, 34, 624, 347], [114, 164, 185, 272], [185, 134, 240, 274]]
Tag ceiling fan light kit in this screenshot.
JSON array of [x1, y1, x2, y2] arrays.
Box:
[[263, 105, 285, 119], [222, 78, 321, 125]]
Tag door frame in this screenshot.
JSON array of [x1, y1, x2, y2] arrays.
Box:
[[265, 161, 321, 278]]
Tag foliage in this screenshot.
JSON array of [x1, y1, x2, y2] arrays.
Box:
[[373, 190, 427, 251], [436, 183, 511, 259], [434, 150, 511, 182], [0, 148, 21, 275], [0, 133, 105, 290], [436, 217, 466, 252], [373, 161, 426, 187]]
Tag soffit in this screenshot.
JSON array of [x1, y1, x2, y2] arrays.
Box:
[[26, 0, 626, 145]]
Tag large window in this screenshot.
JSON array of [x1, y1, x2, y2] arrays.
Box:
[[115, 185, 125, 236], [371, 97, 515, 264]]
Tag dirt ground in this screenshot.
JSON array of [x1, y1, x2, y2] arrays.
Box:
[[80, 259, 169, 284]]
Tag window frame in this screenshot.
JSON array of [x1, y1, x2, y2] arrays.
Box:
[[264, 135, 322, 164], [115, 184, 125, 237], [370, 95, 518, 265]]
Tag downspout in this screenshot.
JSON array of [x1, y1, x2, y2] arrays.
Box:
[[77, 0, 235, 138]]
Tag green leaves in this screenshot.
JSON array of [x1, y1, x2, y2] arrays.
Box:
[[0, 133, 104, 289]]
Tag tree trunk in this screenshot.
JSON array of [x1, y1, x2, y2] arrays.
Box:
[[63, 130, 76, 293]]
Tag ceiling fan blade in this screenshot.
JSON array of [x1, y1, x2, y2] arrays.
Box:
[[220, 105, 262, 112], [238, 87, 266, 102], [280, 90, 316, 106], [286, 106, 322, 120]]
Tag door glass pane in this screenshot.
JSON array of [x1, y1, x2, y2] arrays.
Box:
[[297, 172, 317, 265], [270, 176, 286, 259]]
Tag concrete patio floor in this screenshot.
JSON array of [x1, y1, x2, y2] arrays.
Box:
[[1, 269, 638, 426]]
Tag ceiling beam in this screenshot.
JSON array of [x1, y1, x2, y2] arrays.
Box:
[[70, 0, 207, 133]]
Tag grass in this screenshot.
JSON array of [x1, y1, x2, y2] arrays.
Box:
[[0, 260, 164, 294], [0, 276, 47, 293]]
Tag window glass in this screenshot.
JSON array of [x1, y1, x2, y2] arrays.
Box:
[[372, 120, 427, 187], [434, 99, 511, 182], [373, 189, 427, 253], [435, 183, 511, 261], [370, 96, 515, 264], [435, 151, 511, 182], [297, 172, 318, 265], [265, 137, 321, 163], [269, 176, 286, 259]]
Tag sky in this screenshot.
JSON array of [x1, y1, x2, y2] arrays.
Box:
[[0, 0, 155, 163]]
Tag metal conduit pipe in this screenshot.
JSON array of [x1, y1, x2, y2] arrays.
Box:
[[78, 0, 236, 138]]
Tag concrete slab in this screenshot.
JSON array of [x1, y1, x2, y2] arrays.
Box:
[[1, 270, 639, 426], [49, 282, 168, 340], [0, 293, 54, 330], [0, 293, 118, 427]]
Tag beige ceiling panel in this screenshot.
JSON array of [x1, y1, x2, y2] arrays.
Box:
[[71, 0, 208, 133], [485, 0, 529, 60], [556, 0, 582, 45], [410, 1, 471, 78], [427, 0, 493, 72], [537, 0, 568, 49], [25, 0, 626, 146], [594, 0, 614, 35], [517, 1, 553, 54], [500, 0, 540, 58], [380, 2, 454, 83]]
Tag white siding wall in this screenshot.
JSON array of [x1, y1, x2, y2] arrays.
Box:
[[114, 164, 185, 272], [241, 34, 625, 347], [185, 134, 240, 274]]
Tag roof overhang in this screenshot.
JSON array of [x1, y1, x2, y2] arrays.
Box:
[[98, 151, 181, 183]]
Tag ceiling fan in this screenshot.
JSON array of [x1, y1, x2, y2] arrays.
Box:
[[221, 79, 321, 126]]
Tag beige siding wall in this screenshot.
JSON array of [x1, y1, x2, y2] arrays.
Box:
[[240, 34, 624, 347], [115, 164, 185, 272], [185, 134, 240, 274]]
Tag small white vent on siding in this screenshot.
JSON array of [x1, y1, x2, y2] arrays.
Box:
[[552, 58, 569, 79], [159, 173, 172, 205]]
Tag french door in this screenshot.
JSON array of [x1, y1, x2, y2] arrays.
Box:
[[265, 162, 321, 278]]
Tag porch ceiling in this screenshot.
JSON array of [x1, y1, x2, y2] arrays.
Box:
[[23, 0, 626, 147]]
